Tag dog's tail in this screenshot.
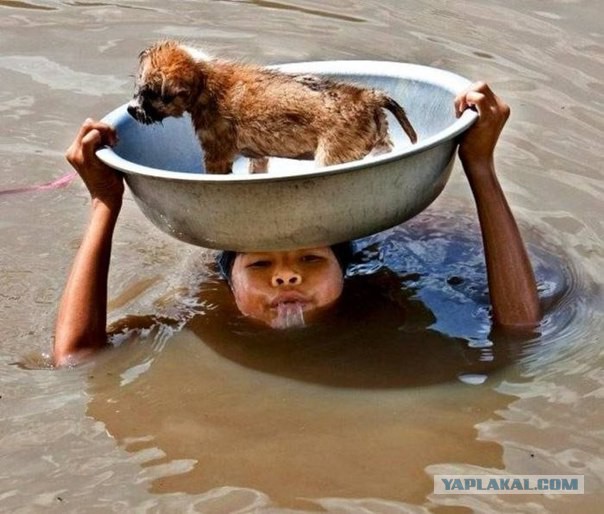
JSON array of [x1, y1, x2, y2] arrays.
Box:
[[381, 96, 418, 144]]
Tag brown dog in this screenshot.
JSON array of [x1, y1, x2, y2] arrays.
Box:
[[127, 41, 418, 174]]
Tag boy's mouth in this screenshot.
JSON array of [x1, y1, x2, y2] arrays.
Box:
[[270, 292, 309, 309], [271, 300, 307, 329]]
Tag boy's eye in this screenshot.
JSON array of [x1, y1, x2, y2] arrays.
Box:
[[300, 254, 323, 263], [247, 260, 271, 269]]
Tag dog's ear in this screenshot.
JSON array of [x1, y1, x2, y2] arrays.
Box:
[[160, 72, 168, 98], [159, 74, 188, 102], [159, 73, 188, 100]]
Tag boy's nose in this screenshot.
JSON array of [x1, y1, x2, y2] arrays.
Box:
[[272, 270, 302, 287]]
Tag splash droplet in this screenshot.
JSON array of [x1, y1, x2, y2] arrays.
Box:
[[458, 373, 488, 385], [272, 302, 306, 329]]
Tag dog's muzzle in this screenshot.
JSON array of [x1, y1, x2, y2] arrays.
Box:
[[127, 99, 162, 125]]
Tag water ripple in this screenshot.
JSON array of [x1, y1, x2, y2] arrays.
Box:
[[217, 0, 367, 24], [0, 55, 128, 96]]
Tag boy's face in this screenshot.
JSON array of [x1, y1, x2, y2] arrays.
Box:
[[230, 247, 344, 327]]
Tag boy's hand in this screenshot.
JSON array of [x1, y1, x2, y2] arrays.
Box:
[[65, 119, 124, 206], [454, 82, 510, 167]]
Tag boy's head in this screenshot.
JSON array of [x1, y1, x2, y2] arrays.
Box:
[[218, 243, 353, 328]]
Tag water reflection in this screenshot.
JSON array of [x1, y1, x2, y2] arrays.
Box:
[[81, 209, 572, 507], [86, 328, 514, 507], [180, 278, 529, 389]]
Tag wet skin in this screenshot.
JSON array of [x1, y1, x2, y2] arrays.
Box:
[[230, 247, 344, 327]]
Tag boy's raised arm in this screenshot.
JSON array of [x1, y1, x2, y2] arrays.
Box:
[[53, 120, 123, 366], [455, 82, 541, 329]]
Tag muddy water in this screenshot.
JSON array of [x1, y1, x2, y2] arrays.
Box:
[[1, 0, 602, 512]]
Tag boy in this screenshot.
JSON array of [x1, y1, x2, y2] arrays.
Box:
[[54, 82, 540, 366]]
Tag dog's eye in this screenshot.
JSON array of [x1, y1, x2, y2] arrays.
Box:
[[161, 94, 175, 103], [142, 89, 159, 100]]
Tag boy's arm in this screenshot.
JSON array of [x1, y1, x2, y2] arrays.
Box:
[[455, 83, 541, 329], [53, 120, 123, 366]]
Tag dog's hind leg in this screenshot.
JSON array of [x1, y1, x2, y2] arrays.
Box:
[[248, 157, 269, 174], [369, 108, 394, 156], [370, 135, 394, 157], [315, 138, 370, 168]]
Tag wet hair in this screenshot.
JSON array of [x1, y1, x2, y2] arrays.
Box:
[[217, 242, 354, 284]]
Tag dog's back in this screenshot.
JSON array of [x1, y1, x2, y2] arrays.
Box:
[[210, 68, 417, 165]]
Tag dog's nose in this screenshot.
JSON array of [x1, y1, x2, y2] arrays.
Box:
[[127, 104, 139, 119]]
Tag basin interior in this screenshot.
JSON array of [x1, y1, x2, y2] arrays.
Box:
[[108, 64, 463, 176]]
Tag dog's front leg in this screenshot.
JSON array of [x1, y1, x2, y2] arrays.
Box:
[[200, 131, 236, 174], [203, 146, 236, 174], [204, 157, 233, 174]]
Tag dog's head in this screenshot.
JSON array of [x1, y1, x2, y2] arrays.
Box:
[[128, 41, 202, 125]]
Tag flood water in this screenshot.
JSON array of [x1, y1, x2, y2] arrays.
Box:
[[1, 0, 603, 512]]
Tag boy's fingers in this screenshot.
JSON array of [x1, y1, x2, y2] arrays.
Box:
[[455, 81, 499, 117], [73, 119, 117, 147], [455, 90, 486, 118], [471, 81, 490, 94], [87, 122, 116, 146], [92, 122, 116, 144], [81, 128, 103, 161], [454, 95, 465, 117], [462, 91, 486, 116], [72, 118, 96, 145]]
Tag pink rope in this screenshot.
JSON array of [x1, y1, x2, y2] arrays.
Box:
[[0, 171, 77, 196]]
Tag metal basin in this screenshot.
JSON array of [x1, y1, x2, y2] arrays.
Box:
[[97, 61, 477, 251]]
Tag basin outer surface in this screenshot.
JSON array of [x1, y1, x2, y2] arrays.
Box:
[[124, 144, 457, 251]]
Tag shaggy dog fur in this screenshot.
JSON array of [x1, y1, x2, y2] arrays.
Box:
[[128, 41, 417, 174]]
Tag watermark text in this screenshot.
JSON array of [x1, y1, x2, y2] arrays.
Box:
[[434, 475, 584, 495]]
